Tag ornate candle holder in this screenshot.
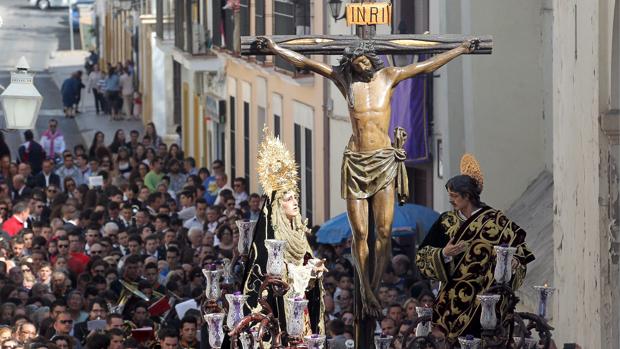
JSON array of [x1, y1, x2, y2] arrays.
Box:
[[236, 219, 257, 255], [285, 297, 308, 339], [228, 276, 290, 349], [533, 285, 555, 320], [239, 328, 260, 349], [205, 312, 226, 349], [513, 336, 539, 349], [239, 331, 254, 349], [415, 306, 433, 337], [202, 266, 222, 302], [304, 334, 326, 349], [493, 245, 517, 284], [458, 335, 482, 349], [226, 292, 249, 329], [477, 294, 501, 329], [265, 239, 287, 277], [373, 334, 393, 349], [221, 258, 235, 286]]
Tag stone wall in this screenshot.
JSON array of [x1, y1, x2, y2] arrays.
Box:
[[552, 0, 616, 346]]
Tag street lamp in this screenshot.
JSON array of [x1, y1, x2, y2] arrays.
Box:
[[328, 0, 346, 21], [0, 57, 43, 130]]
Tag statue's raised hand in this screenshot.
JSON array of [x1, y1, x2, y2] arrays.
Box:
[[255, 36, 276, 52]]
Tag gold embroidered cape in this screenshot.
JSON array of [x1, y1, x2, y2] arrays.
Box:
[[415, 207, 535, 342]]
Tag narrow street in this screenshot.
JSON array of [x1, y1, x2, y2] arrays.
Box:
[[0, 0, 83, 156]]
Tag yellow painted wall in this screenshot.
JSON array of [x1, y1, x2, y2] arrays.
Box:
[[183, 83, 189, 153], [224, 57, 326, 224], [193, 94, 201, 164]]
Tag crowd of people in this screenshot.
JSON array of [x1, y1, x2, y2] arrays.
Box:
[[0, 117, 441, 349], [61, 51, 140, 122]]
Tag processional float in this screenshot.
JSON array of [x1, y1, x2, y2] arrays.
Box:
[[199, 0, 555, 347]]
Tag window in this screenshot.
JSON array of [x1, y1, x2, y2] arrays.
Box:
[[255, 0, 266, 62], [240, 0, 250, 37], [211, 0, 223, 47], [229, 96, 236, 179], [304, 128, 313, 223], [257, 106, 266, 140], [274, 115, 281, 138], [294, 0, 311, 35], [156, 0, 163, 39], [173, 61, 182, 125], [272, 93, 283, 138], [273, 0, 312, 71], [223, 5, 235, 49], [244, 102, 250, 182], [273, 0, 295, 71], [294, 123, 313, 224], [174, 0, 185, 50]]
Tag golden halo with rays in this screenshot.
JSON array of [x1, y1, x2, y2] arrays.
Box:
[[460, 153, 484, 192], [257, 125, 299, 196]]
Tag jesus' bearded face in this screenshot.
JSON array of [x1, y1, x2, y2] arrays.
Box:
[[352, 55, 375, 82]]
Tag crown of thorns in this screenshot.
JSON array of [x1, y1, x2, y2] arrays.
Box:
[[340, 41, 377, 65]]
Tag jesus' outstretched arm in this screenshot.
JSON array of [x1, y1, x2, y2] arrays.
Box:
[[256, 37, 336, 80], [391, 38, 479, 85]]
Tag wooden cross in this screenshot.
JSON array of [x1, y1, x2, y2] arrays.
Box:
[[241, 33, 492, 56], [240, 0, 492, 57]]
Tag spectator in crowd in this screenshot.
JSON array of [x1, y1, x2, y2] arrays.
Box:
[[74, 71, 86, 114], [18, 130, 45, 174], [179, 316, 198, 349], [56, 152, 83, 190], [32, 160, 60, 189], [203, 160, 224, 205], [2, 201, 29, 236], [212, 173, 231, 206], [108, 130, 127, 155], [11, 175, 31, 201], [247, 193, 261, 220], [73, 297, 107, 344], [86, 64, 106, 114], [144, 122, 162, 149], [39, 119, 66, 161], [328, 319, 347, 349], [232, 177, 248, 207], [184, 157, 198, 177], [119, 68, 134, 118], [144, 157, 164, 193], [166, 159, 186, 194], [104, 67, 122, 121], [60, 72, 81, 119], [159, 328, 179, 349], [0, 133, 11, 164]]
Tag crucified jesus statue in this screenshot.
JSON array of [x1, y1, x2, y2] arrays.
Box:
[[257, 36, 479, 318]]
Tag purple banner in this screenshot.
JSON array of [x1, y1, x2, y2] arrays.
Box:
[[381, 56, 431, 164]]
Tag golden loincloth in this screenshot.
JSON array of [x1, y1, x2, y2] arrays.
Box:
[[341, 127, 409, 203]]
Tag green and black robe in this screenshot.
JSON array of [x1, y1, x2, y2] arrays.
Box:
[[415, 207, 535, 342]]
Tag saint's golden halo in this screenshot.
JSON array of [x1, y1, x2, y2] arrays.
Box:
[[257, 126, 299, 196], [460, 153, 484, 192]]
